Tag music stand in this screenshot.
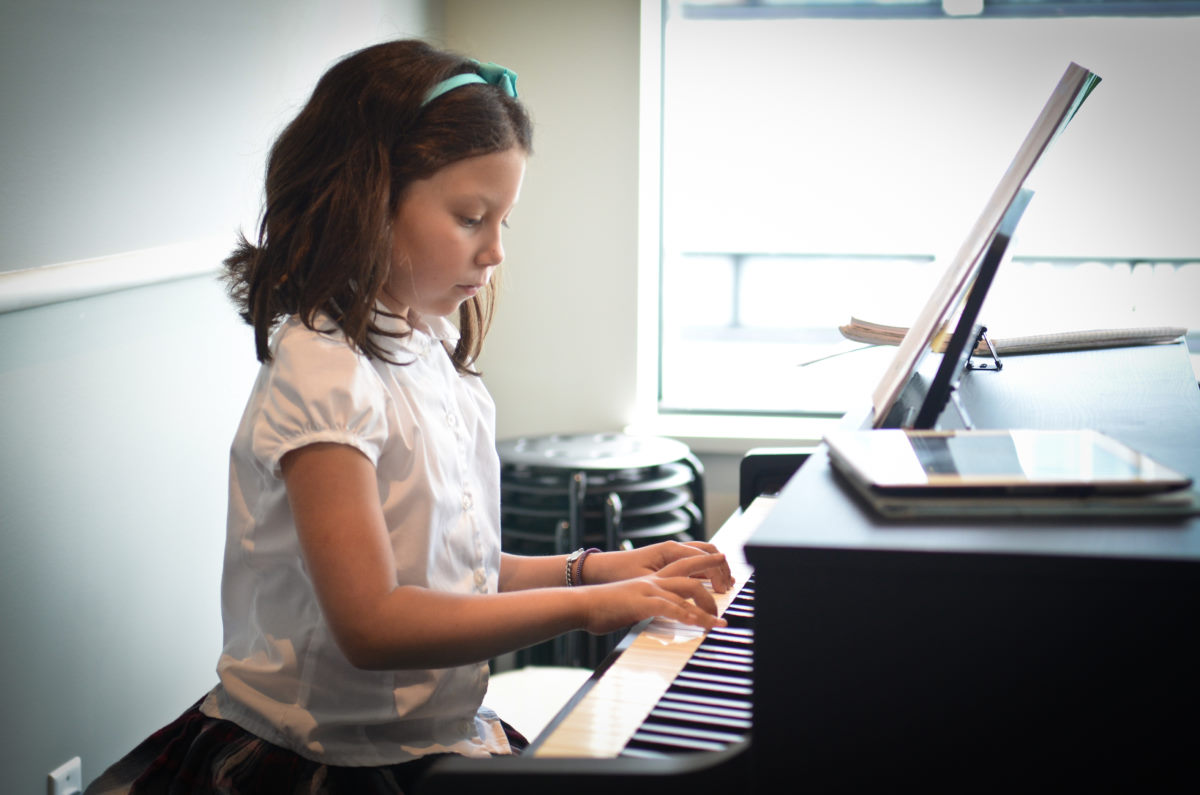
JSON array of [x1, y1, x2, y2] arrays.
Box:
[[869, 61, 1101, 429], [881, 188, 1034, 429]]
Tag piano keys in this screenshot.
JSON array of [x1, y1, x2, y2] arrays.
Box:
[[415, 498, 773, 794], [531, 576, 755, 759], [529, 496, 764, 760], [620, 588, 754, 757]]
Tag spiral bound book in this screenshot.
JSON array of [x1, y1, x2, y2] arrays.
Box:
[[839, 319, 1186, 356]]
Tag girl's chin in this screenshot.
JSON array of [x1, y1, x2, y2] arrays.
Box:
[[424, 299, 469, 318]]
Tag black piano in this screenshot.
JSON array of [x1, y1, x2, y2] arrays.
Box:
[[419, 343, 1200, 793]]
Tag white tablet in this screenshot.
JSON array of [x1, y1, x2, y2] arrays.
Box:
[[824, 428, 1192, 497]]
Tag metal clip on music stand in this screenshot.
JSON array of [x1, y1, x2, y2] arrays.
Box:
[[907, 189, 1031, 429]]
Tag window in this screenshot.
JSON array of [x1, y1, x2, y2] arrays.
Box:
[[643, 0, 1200, 438]]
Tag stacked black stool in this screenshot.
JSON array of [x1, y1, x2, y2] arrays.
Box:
[[496, 432, 706, 668]]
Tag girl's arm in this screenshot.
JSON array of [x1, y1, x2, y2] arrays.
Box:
[[499, 541, 734, 594], [283, 442, 726, 672]]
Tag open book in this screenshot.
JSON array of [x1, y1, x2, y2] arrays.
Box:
[[840, 316, 1186, 357]]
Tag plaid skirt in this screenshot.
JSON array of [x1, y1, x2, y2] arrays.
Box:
[[85, 696, 528, 795]]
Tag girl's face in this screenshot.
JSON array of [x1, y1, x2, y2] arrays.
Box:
[[382, 146, 526, 319]]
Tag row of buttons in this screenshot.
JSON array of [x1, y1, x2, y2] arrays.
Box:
[[444, 391, 488, 597]]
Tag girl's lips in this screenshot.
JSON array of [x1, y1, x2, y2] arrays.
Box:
[[459, 284, 482, 296]]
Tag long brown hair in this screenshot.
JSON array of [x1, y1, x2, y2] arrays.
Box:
[[224, 39, 533, 373]]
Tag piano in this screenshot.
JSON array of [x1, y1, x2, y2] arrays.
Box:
[[419, 343, 1200, 793]]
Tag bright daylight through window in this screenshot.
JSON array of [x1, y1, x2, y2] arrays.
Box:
[[652, 0, 1200, 426]]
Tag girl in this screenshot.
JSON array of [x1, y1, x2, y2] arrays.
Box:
[[88, 39, 731, 794]]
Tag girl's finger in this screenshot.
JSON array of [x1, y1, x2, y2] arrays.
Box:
[[682, 540, 720, 556], [658, 551, 725, 577], [659, 552, 734, 593], [655, 575, 721, 615]]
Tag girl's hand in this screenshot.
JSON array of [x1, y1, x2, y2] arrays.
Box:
[[581, 540, 735, 594], [579, 575, 727, 635]]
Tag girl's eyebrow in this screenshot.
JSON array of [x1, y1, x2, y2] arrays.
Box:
[[450, 190, 506, 207]]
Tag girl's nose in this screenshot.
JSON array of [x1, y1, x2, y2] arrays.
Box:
[[477, 230, 505, 268]]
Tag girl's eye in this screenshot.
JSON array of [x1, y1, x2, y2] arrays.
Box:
[[459, 216, 482, 228]]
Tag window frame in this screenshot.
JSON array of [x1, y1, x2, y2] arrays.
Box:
[[634, 0, 1200, 451]]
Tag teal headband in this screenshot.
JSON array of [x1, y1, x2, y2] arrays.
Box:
[[422, 59, 519, 106]]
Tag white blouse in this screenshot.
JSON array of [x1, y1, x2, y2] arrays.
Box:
[[200, 307, 509, 765]]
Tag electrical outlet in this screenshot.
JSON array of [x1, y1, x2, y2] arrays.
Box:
[[47, 756, 82, 795]]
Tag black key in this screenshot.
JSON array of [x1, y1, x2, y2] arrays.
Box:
[[648, 706, 752, 731]]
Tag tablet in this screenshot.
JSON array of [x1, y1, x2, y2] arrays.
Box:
[[824, 429, 1192, 497]]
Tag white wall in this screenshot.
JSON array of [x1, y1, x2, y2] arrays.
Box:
[[0, 274, 259, 792], [443, 0, 643, 440], [0, 0, 435, 274], [441, 0, 744, 526], [0, 2, 436, 791]]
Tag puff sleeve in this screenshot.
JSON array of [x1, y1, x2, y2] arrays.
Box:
[[251, 325, 390, 478]]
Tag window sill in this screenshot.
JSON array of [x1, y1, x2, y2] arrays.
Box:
[[625, 411, 848, 455]]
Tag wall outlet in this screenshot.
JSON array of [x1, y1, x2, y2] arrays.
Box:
[[47, 756, 82, 795]]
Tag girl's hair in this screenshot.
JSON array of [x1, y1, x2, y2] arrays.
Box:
[[224, 39, 533, 372]]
